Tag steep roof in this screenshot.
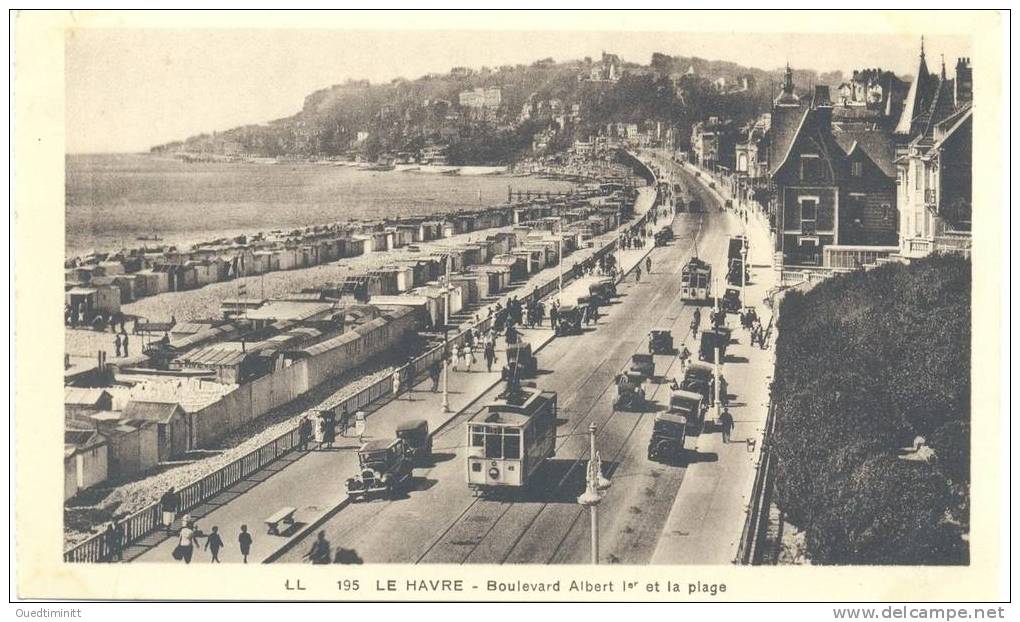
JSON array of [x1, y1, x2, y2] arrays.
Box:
[[894, 46, 933, 135], [123, 400, 184, 424], [832, 126, 896, 178], [65, 387, 113, 407]]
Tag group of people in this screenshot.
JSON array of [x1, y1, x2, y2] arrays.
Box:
[[110, 487, 254, 565], [298, 407, 360, 451], [740, 307, 770, 349]]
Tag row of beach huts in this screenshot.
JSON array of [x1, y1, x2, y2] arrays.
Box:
[[64, 182, 640, 500]]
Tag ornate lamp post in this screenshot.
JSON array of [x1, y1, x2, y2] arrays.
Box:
[[442, 328, 451, 413], [577, 423, 612, 564]]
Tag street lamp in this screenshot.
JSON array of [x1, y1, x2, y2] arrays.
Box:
[[577, 423, 611, 565], [713, 276, 723, 421], [558, 217, 564, 296], [442, 328, 451, 413]]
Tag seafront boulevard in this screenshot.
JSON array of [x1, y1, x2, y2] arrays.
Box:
[[126, 190, 660, 564]]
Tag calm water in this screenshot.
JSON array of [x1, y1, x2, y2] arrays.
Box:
[[65, 154, 575, 257]]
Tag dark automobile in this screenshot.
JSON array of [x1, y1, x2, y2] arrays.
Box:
[[614, 372, 647, 411], [555, 305, 584, 336], [395, 419, 432, 464], [629, 353, 655, 380], [589, 278, 616, 304], [699, 327, 731, 362], [720, 288, 742, 314], [346, 438, 414, 501], [647, 412, 687, 462], [648, 329, 674, 354]]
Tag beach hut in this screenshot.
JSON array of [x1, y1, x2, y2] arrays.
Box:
[[122, 400, 189, 462], [66, 285, 121, 321], [64, 428, 109, 500], [102, 419, 159, 480], [368, 268, 401, 295], [491, 254, 528, 281]]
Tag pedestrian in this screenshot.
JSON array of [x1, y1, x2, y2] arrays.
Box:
[[451, 344, 461, 372], [205, 526, 224, 563], [679, 344, 691, 372], [646, 256, 652, 273], [103, 521, 123, 562], [635, 266, 642, 282], [719, 408, 735, 444], [484, 341, 496, 373], [238, 525, 253, 564], [322, 411, 336, 448], [114, 333, 122, 358], [536, 302, 545, 327], [465, 344, 476, 372], [429, 359, 442, 392], [173, 520, 196, 564], [298, 415, 312, 451], [121, 331, 129, 357], [549, 304, 559, 331], [304, 531, 332, 565], [160, 487, 180, 534], [339, 407, 351, 437], [392, 370, 402, 399]]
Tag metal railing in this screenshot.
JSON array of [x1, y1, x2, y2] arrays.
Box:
[[64, 198, 645, 563], [735, 401, 778, 565]]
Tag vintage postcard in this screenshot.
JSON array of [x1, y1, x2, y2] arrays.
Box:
[[11, 9, 1007, 604]]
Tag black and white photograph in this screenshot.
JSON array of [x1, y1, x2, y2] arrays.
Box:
[[10, 9, 1008, 606]]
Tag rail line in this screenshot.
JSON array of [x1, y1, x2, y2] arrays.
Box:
[[413, 212, 715, 564]]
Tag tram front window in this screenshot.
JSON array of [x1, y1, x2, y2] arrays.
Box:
[[503, 431, 521, 460], [485, 432, 503, 459]]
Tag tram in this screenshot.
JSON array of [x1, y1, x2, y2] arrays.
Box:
[[466, 386, 558, 494], [681, 257, 712, 302]]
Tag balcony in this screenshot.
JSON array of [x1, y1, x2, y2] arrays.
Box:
[[823, 245, 899, 271], [901, 237, 934, 259]]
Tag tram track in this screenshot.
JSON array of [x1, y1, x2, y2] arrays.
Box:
[[274, 195, 734, 564], [414, 211, 719, 565]]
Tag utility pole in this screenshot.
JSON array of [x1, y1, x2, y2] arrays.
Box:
[[577, 423, 611, 564]]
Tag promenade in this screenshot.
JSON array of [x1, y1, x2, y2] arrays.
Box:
[[126, 188, 659, 564], [130, 228, 658, 564]]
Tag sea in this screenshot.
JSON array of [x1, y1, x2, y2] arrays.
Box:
[[65, 154, 576, 258]]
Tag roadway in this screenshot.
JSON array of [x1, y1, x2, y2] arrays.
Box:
[[276, 169, 743, 564]]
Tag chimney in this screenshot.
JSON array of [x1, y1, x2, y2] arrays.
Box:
[[812, 85, 833, 128], [955, 57, 973, 107]]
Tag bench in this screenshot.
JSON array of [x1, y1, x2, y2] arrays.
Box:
[[265, 506, 296, 535]]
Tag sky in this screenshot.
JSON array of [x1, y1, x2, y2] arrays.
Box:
[[63, 28, 971, 154]]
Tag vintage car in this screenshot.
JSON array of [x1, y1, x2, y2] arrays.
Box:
[[505, 341, 538, 377], [668, 389, 705, 431], [629, 353, 655, 381], [395, 419, 432, 465], [648, 329, 674, 355], [614, 373, 647, 411], [727, 257, 751, 286], [720, 288, 742, 314], [346, 438, 414, 501], [647, 412, 687, 462], [682, 362, 716, 407], [555, 305, 584, 336], [654, 227, 674, 247], [588, 278, 616, 305], [699, 327, 731, 362]]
